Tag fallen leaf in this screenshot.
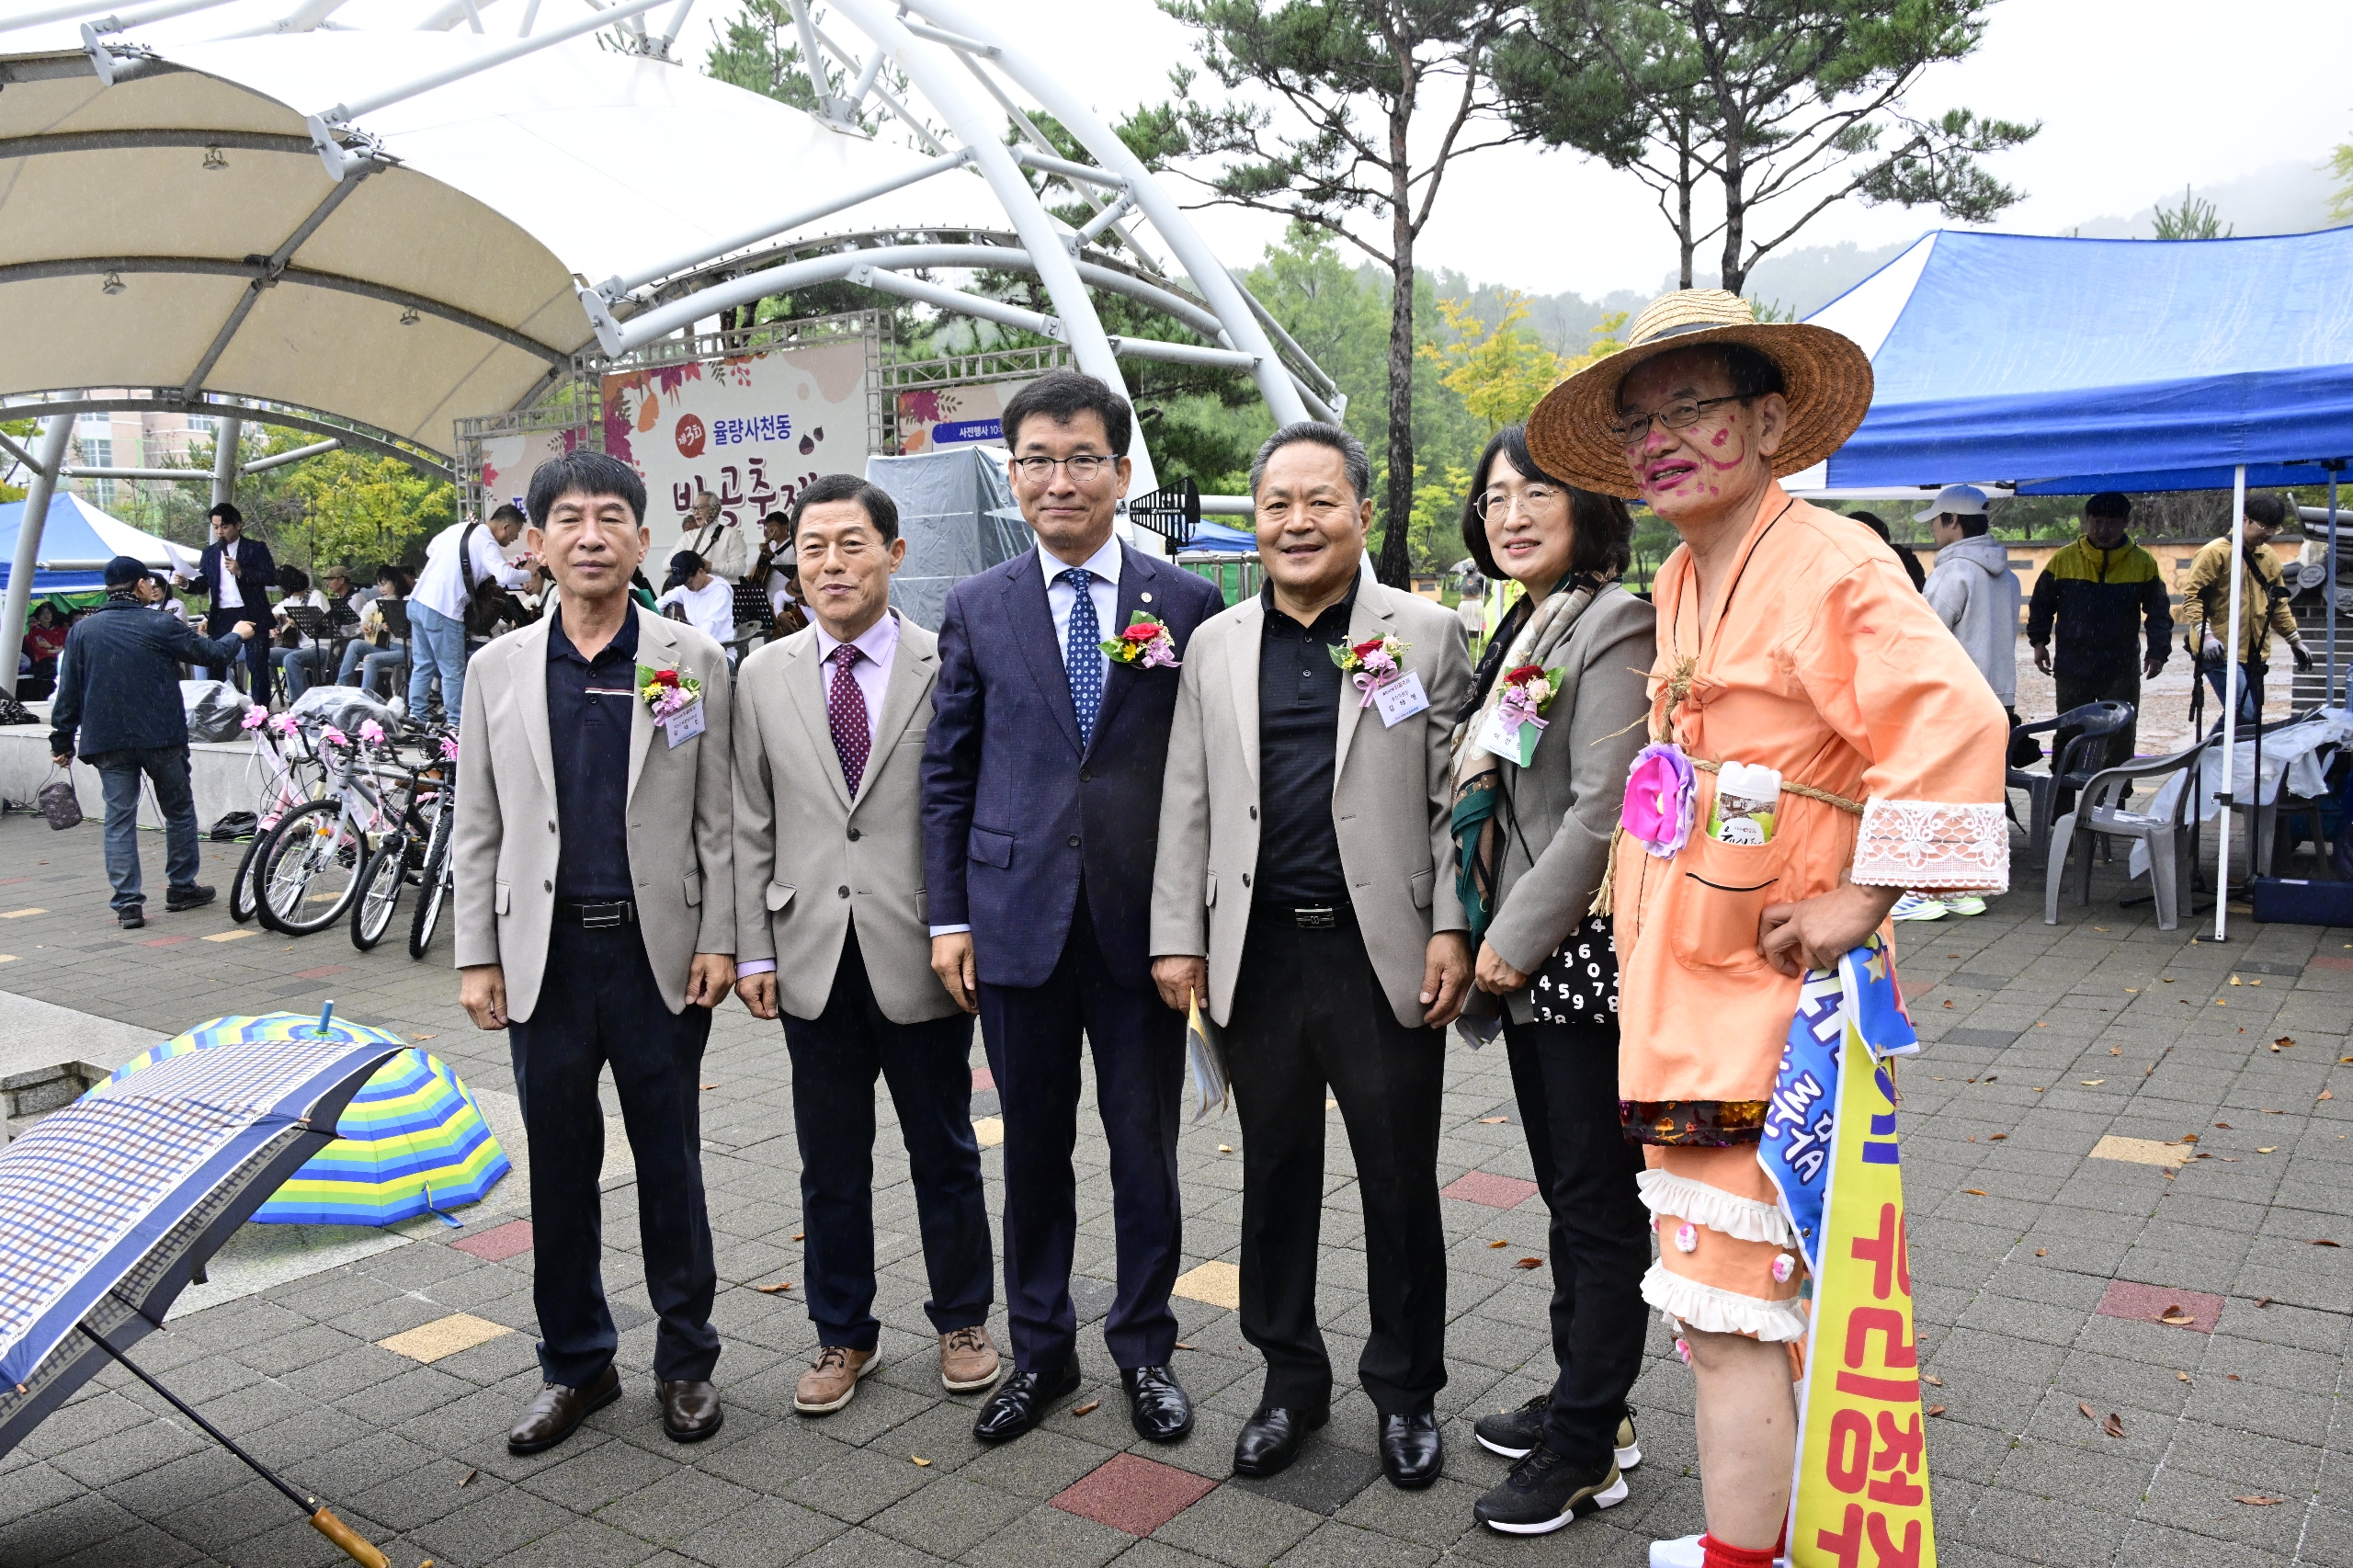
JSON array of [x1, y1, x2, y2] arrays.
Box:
[[2181, 1133, 2200, 1142], [2255, 1297, 2273, 1309], [1989, 1133, 2006, 1141], [2276, 1037, 2296, 1050], [1218, 1144, 1233, 1153], [1984, 1074, 1998, 1082], [2035, 1247, 2048, 1256], [2229, 1373, 2243, 1380], [2033, 1086, 2046, 1093], [2258, 1147, 2278, 1153], [1488, 1239, 1508, 1248], [1922, 1374, 1943, 1387], [2177, 1371, 2190, 1382], [2263, 1108, 2285, 1114], [1072, 1399, 1101, 1416], [2230, 975, 2244, 985], [2110, 1047, 2122, 1055], [458, 1469, 476, 1487], [1516, 1256, 1544, 1269], [2104, 1413, 2126, 1438], [2321, 1090, 2336, 1102], [912, 1456, 931, 1467], [2312, 1238, 2342, 1247], [2221, 1156, 2241, 1162], [2162, 977, 2176, 983], [2081, 1079, 2105, 1085], [2234, 1495, 2287, 1506], [700, 1082, 720, 1090], [2253, 979, 2264, 986], [410, 1032, 438, 1042], [1941, 999, 1954, 1009], [2215, 1122, 2232, 1129], [1175, 1343, 1194, 1350], [791, 1233, 804, 1242], [2341, 1056, 2353, 1064], [2078, 1402, 2097, 1421], [1963, 1188, 1989, 1197], [1926, 1404, 1948, 1416], [2159, 1308, 2195, 1325], [2095, 926, 2110, 932], [1477, 1116, 1508, 1124], [756, 1281, 795, 1294]]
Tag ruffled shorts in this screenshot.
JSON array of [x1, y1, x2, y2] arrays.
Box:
[[1639, 1143, 1811, 1358]]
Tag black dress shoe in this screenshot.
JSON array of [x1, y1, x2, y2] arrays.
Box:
[[658, 1379, 722, 1442], [165, 884, 216, 912], [118, 908, 144, 930], [507, 1365, 621, 1454], [1381, 1409, 1443, 1489], [1120, 1365, 1193, 1443], [1233, 1405, 1325, 1478], [972, 1358, 1081, 1443]]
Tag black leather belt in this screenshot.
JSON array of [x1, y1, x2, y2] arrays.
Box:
[[559, 899, 636, 929], [1256, 900, 1351, 929]]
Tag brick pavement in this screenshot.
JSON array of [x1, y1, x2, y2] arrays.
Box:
[[0, 810, 2348, 1567]]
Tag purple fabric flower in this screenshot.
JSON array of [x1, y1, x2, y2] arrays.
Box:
[[1622, 742, 1697, 858]]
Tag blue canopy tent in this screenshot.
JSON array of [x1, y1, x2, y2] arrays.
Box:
[[1798, 226, 2353, 937], [0, 493, 187, 594]]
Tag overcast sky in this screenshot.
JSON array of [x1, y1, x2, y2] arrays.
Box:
[[1000, 0, 2353, 300]]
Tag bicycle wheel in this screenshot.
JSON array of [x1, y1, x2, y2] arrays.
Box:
[[350, 833, 408, 951], [407, 808, 453, 960], [258, 799, 367, 936], [228, 830, 268, 923]]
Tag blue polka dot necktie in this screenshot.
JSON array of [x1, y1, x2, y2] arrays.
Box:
[[1062, 567, 1102, 744]]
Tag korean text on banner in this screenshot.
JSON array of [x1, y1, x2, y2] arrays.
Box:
[[1763, 939, 1937, 1568]]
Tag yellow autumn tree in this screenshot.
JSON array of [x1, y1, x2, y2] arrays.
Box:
[[1424, 298, 1631, 433]]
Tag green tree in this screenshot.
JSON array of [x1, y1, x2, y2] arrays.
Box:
[[2331, 140, 2353, 221], [1150, 0, 1529, 586], [1496, 1, 2038, 293], [0, 416, 33, 504], [2150, 186, 2231, 240], [279, 449, 456, 575]]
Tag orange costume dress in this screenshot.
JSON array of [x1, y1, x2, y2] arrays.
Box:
[[1612, 483, 2008, 1341]]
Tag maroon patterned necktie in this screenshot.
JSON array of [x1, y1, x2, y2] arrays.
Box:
[[827, 642, 870, 797]]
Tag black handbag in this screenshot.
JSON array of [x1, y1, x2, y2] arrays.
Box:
[[1525, 913, 1619, 1028], [37, 765, 82, 831]]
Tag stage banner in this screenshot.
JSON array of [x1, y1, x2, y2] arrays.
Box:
[[896, 379, 1040, 454], [601, 336, 871, 540], [476, 426, 587, 517], [1762, 938, 1936, 1568]]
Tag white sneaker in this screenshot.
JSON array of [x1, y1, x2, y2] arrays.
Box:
[[1650, 1535, 1706, 1568], [1890, 892, 1948, 922], [1944, 893, 1988, 916]]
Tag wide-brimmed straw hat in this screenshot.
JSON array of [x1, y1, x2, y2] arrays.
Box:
[[1525, 289, 1873, 500]]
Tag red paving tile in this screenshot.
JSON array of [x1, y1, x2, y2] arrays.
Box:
[[2096, 1279, 2225, 1334], [971, 1065, 995, 1092], [451, 1220, 534, 1262], [142, 936, 193, 948], [1051, 1453, 1216, 1537], [1440, 1170, 1540, 1209], [2311, 954, 2353, 972], [293, 964, 350, 980]]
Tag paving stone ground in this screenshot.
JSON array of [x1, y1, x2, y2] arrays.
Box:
[[0, 806, 2348, 1568]]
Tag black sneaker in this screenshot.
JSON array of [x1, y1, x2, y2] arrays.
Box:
[[1474, 1397, 1642, 1470], [118, 907, 145, 930], [165, 884, 217, 913], [1472, 1443, 1627, 1535]]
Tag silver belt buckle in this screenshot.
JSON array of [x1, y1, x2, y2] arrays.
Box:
[[580, 903, 628, 929], [1296, 905, 1336, 929]]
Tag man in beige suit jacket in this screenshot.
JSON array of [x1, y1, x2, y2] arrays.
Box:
[[453, 450, 736, 1457], [1150, 423, 1471, 1491], [733, 474, 1000, 1419]]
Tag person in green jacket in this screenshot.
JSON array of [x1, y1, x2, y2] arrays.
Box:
[[2027, 492, 2170, 773]]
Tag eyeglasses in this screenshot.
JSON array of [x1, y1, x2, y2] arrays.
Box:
[[1606, 394, 1750, 449], [1008, 453, 1118, 483], [1473, 483, 1565, 523]]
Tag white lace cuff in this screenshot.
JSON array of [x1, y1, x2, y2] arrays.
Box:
[[1853, 799, 2009, 892], [1643, 1264, 1811, 1342], [1637, 1170, 1797, 1246]]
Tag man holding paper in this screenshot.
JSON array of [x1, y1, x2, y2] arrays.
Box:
[[1150, 421, 1472, 1489]]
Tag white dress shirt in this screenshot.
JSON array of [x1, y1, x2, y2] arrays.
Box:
[[739, 609, 903, 975], [213, 545, 244, 609], [657, 578, 735, 646], [1040, 532, 1121, 689], [413, 521, 532, 622]]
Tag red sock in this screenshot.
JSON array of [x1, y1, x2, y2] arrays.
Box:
[[1699, 1534, 1777, 1568]]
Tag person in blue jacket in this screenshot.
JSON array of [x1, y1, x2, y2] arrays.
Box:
[[49, 556, 256, 929]]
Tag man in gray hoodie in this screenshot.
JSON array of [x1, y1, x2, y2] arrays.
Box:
[[1919, 485, 2020, 716]]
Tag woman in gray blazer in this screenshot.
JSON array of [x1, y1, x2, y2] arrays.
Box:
[[1451, 426, 1658, 1536]]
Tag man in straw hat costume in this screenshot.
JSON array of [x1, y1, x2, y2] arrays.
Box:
[[1525, 291, 2007, 1568]]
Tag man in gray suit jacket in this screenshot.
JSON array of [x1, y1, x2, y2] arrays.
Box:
[[733, 474, 1000, 1419], [1150, 423, 1472, 1490], [454, 449, 737, 1456]]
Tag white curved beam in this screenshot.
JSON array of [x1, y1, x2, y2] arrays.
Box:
[[819, 0, 1152, 492], [904, 0, 1309, 427]]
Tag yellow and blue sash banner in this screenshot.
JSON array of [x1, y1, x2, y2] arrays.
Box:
[[1761, 939, 1935, 1568]]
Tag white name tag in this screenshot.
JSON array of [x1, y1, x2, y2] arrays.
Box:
[[1373, 669, 1430, 728], [1478, 704, 1541, 767], [665, 699, 706, 747]]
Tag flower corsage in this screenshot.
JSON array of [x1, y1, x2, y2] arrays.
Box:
[[1621, 742, 1698, 858], [1484, 663, 1563, 767], [1332, 633, 1409, 707], [637, 663, 702, 724], [1102, 611, 1179, 669]]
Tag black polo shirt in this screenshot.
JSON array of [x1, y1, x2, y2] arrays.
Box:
[[1254, 580, 1356, 904], [547, 607, 640, 900]]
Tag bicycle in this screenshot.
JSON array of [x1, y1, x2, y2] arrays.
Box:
[[352, 732, 456, 953], [407, 730, 460, 959], [230, 710, 327, 924], [256, 721, 420, 937]]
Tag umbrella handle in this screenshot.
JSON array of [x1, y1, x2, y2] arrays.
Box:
[[310, 1506, 390, 1568]]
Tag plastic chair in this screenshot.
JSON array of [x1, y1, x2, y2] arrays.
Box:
[[2044, 737, 2208, 931], [2007, 700, 2137, 863]]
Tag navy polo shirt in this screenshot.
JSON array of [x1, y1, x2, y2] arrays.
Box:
[[547, 607, 640, 900]]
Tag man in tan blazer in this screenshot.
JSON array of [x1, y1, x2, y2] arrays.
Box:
[[1150, 422, 1472, 1490], [733, 474, 1000, 1418], [453, 449, 736, 1457]]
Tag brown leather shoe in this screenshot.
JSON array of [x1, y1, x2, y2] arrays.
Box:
[[794, 1346, 878, 1415], [507, 1365, 620, 1454], [658, 1379, 722, 1443], [939, 1325, 1002, 1393]]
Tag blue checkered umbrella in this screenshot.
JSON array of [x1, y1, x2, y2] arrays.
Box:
[[0, 1006, 401, 1565]]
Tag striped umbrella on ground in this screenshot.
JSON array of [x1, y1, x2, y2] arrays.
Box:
[[93, 1013, 509, 1226]]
